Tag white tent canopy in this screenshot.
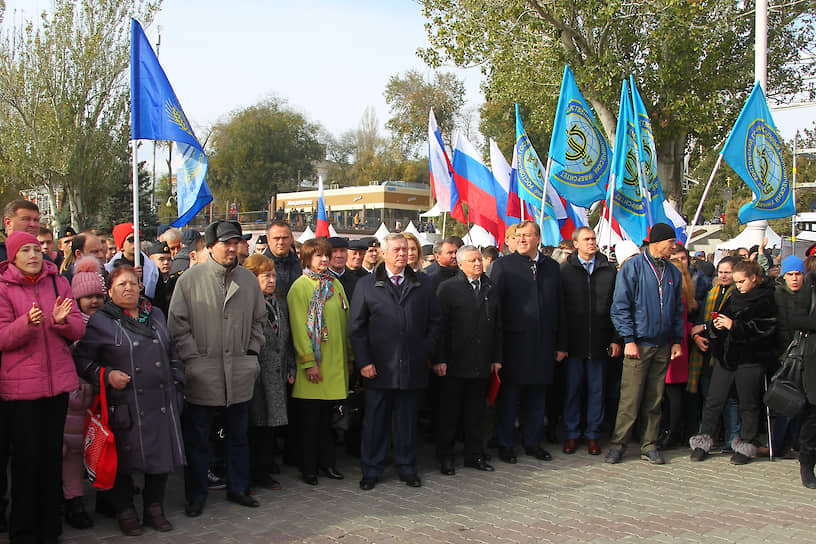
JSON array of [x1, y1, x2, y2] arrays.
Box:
[[374, 223, 391, 244], [463, 225, 497, 248], [420, 203, 441, 217], [297, 226, 314, 243], [717, 225, 781, 250], [328, 224, 338, 237], [403, 221, 421, 237]]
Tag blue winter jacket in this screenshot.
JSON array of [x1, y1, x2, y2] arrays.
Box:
[[611, 249, 684, 347]]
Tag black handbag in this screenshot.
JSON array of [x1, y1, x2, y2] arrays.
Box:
[[764, 332, 807, 418], [331, 389, 363, 432]]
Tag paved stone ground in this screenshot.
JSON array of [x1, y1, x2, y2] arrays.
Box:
[[6, 441, 814, 544]]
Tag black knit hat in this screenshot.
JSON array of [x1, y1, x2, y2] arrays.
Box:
[[644, 222, 676, 244]]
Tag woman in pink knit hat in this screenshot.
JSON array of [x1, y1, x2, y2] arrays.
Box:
[[0, 231, 85, 543]]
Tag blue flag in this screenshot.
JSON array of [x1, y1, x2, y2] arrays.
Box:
[[514, 104, 561, 245], [547, 66, 610, 208], [131, 19, 212, 227], [611, 80, 649, 244], [630, 77, 669, 227], [722, 82, 794, 224]]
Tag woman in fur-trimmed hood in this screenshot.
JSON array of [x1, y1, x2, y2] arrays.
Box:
[[689, 260, 776, 465]]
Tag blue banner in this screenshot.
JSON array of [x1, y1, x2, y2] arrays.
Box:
[[514, 104, 562, 245], [547, 66, 610, 208], [131, 19, 212, 227], [630, 77, 669, 227], [611, 80, 649, 244], [722, 82, 794, 224]]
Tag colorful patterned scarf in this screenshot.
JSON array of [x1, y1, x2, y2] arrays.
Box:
[[687, 283, 734, 393], [304, 269, 334, 365]]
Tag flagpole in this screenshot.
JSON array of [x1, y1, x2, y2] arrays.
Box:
[[606, 174, 616, 254], [538, 157, 553, 232], [442, 212, 447, 237], [792, 134, 797, 241], [687, 154, 724, 247], [131, 140, 141, 268]]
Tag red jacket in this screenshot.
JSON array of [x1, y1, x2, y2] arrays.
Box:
[[0, 259, 84, 400]]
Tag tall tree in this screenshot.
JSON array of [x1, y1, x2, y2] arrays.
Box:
[[384, 69, 465, 155], [207, 97, 325, 210], [419, 0, 815, 204], [0, 0, 160, 229]]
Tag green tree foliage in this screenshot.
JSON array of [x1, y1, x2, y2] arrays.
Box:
[[384, 69, 465, 155], [419, 0, 815, 205], [207, 97, 325, 210], [97, 160, 157, 237], [0, 0, 160, 229]]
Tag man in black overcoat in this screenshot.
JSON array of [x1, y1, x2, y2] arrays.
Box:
[[349, 233, 441, 490], [434, 245, 501, 475], [488, 220, 567, 464]]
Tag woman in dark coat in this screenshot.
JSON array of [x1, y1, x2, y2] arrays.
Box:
[[243, 254, 295, 488], [689, 260, 776, 465], [74, 265, 185, 536]]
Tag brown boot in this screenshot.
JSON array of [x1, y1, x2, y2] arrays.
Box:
[[116, 506, 144, 536], [143, 503, 173, 532]]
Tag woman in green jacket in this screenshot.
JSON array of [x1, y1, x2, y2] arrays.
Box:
[[287, 238, 350, 485]]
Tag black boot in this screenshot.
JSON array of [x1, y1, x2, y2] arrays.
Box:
[[800, 451, 816, 489], [65, 496, 94, 529]]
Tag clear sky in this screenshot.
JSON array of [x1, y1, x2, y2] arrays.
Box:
[[2, 0, 813, 144], [3, 0, 485, 140]]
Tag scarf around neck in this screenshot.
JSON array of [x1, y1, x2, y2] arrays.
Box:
[[303, 268, 334, 365]]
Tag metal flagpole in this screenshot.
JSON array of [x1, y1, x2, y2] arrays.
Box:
[[538, 157, 553, 232], [686, 154, 724, 247], [606, 174, 616, 253], [793, 134, 798, 241], [442, 212, 447, 238], [131, 140, 141, 268]]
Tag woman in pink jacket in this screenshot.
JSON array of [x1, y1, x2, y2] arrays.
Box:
[[0, 232, 85, 544]]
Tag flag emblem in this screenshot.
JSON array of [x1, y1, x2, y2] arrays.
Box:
[[746, 121, 788, 204], [516, 134, 544, 202], [556, 101, 611, 188], [165, 99, 194, 137]]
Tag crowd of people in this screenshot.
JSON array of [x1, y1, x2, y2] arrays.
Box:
[[0, 196, 814, 542]]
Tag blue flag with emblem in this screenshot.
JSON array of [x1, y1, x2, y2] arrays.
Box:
[[629, 77, 669, 227], [131, 18, 212, 227], [547, 66, 610, 208], [514, 104, 562, 246], [611, 79, 649, 243], [721, 82, 794, 224]]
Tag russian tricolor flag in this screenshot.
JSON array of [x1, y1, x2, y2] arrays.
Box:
[[315, 176, 330, 238], [428, 109, 465, 223]]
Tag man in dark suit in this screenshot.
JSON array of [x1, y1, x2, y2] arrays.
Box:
[[424, 237, 461, 288], [489, 220, 567, 464], [435, 245, 501, 475], [350, 233, 441, 490]]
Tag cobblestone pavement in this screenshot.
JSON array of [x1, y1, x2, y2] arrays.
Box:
[[7, 441, 811, 544]]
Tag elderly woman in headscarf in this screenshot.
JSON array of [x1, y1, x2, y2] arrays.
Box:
[[286, 238, 350, 486]]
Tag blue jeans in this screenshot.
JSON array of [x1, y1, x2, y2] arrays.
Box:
[[183, 402, 250, 502], [563, 357, 606, 440]]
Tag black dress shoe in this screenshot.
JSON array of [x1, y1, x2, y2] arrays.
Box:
[[226, 491, 260, 507], [359, 477, 377, 491], [185, 499, 205, 517], [319, 466, 344, 480], [525, 446, 553, 461], [252, 471, 282, 490], [440, 457, 456, 475], [498, 447, 517, 464], [301, 473, 319, 486], [464, 457, 495, 471], [399, 474, 422, 487]]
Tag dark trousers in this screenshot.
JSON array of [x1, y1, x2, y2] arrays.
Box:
[[700, 363, 764, 443], [496, 383, 547, 450], [248, 426, 277, 475], [436, 376, 488, 460], [799, 403, 816, 455], [108, 472, 168, 512], [183, 401, 249, 502], [0, 398, 9, 523], [360, 389, 422, 479], [298, 399, 336, 475], [563, 357, 606, 440], [5, 393, 68, 544]]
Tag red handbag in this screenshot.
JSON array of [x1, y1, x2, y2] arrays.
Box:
[[83, 368, 118, 490]]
